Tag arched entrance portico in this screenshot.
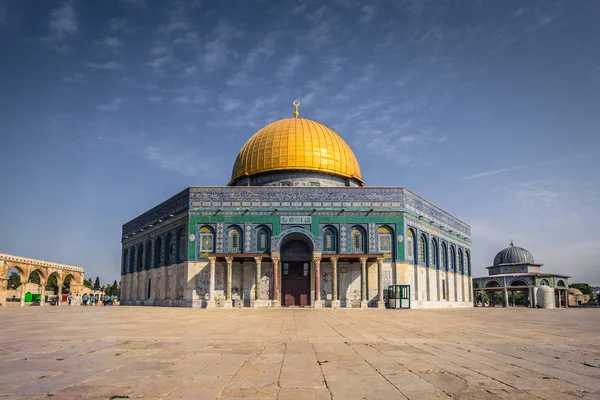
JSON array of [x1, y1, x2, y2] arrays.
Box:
[[280, 233, 313, 306]]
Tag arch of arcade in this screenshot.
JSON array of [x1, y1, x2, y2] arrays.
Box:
[[0, 253, 85, 306]]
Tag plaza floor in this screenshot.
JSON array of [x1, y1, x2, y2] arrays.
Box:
[[0, 307, 599, 400]]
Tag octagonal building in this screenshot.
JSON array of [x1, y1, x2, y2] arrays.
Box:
[[120, 104, 473, 308]]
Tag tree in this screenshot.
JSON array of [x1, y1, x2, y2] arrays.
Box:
[[94, 276, 101, 290], [7, 272, 20, 289], [83, 278, 93, 290], [569, 283, 593, 295], [28, 270, 41, 285], [45, 274, 58, 293]]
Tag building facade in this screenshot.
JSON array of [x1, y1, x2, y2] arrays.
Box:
[[120, 105, 473, 308], [473, 242, 569, 308]]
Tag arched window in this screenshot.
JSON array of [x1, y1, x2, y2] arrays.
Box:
[[323, 227, 337, 253], [556, 280, 566, 287], [165, 233, 173, 265], [227, 226, 242, 253], [122, 249, 128, 274], [177, 228, 186, 263], [441, 242, 448, 270], [137, 245, 143, 272], [450, 246, 456, 272], [199, 226, 214, 254], [129, 248, 135, 273], [145, 240, 152, 270], [431, 238, 438, 267], [350, 226, 365, 253], [256, 227, 270, 253], [486, 280, 501, 288], [540, 279, 549, 286], [458, 249, 463, 274], [154, 237, 162, 267], [377, 225, 393, 254], [406, 229, 415, 260], [465, 250, 470, 276], [418, 235, 426, 264]]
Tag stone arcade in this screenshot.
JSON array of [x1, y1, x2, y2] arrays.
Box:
[[120, 103, 473, 308]]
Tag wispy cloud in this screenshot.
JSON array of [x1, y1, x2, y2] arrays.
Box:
[[245, 32, 280, 68], [107, 18, 134, 34], [97, 97, 125, 111], [277, 53, 304, 77], [42, 1, 78, 51], [202, 20, 243, 71], [461, 163, 539, 181], [86, 61, 122, 70], [359, 4, 377, 25], [62, 73, 85, 83], [142, 146, 213, 177], [101, 36, 123, 50]]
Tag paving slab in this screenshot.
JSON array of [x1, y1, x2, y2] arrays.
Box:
[[0, 307, 598, 399]]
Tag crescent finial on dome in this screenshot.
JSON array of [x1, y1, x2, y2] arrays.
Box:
[[293, 100, 300, 118]]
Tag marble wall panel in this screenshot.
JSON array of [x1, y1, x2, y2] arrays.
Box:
[[242, 262, 255, 306], [339, 262, 361, 307], [260, 263, 272, 300], [321, 263, 333, 306], [232, 263, 243, 300]]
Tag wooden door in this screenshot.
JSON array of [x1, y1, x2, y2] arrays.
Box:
[[282, 262, 310, 306]]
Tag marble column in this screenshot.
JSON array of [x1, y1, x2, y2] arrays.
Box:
[[377, 257, 385, 308], [503, 288, 509, 307], [224, 257, 233, 308], [331, 257, 339, 309], [564, 289, 569, 308], [253, 256, 262, 307], [20, 281, 26, 306], [528, 287, 534, 308], [313, 256, 322, 308], [360, 257, 368, 309], [207, 257, 216, 308], [557, 289, 562, 308], [272, 257, 280, 307]]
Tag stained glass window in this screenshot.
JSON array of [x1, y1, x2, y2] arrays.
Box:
[[351, 228, 364, 253], [227, 227, 241, 253], [199, 226, 214, 254], [431, 239, 437, 266], [323, 228, 336, 252], [441, 244, 447, 269], [418, 236, 426, 263], [257, 228, 269, 253], [406, 229, 414, 260]]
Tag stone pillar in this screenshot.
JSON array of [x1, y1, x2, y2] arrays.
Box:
[[57, 280, 63, 306], [39, 280, 46, 306], [207, 257, 216, 308], [253, 256, 262, 307], [564, 289, 569, 309], [0, 277, 7, 307], [272, 256, 280, 307], [331, 257, 339, 309], [557, 289, 562, 308], [313, 255, 322, 308], [503, 288, 509, 308], [360, 257, 368, 309], [377, 257, 385, 308], [528, 287, 533, 308], [224, 257, 233, 308], [20, 281, 26, 306]]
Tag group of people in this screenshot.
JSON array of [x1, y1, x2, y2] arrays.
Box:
[[66, 293, 118, 306]]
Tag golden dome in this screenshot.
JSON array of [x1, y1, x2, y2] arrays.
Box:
[[230, 117, 363, 185]]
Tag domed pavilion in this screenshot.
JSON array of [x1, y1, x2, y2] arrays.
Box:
[[473, 241, 569, 308], [119, 102, 473, 308]]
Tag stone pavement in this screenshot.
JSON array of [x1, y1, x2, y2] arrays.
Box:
[[0, 307, 599, 399]]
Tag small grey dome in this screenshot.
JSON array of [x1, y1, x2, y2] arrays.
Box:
[[493, 241, 534, 265]]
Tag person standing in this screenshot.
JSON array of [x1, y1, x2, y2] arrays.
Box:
[[68, 294, 73, 306], [75, 293, 80, 306], [82, 293, 88, 306]]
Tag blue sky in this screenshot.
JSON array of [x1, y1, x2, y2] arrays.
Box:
[[1, 0, 599, 285]]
